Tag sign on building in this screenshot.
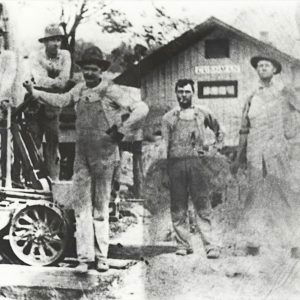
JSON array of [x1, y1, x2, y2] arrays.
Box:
[[195, 65, 241, 75]]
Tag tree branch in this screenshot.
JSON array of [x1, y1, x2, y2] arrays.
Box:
[[69, 0, 87, 35]]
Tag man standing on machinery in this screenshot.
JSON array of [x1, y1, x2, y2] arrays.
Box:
[[24, 23, 71, 180]]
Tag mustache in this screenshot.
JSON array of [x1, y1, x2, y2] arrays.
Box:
[[84, 75, 96, 79]]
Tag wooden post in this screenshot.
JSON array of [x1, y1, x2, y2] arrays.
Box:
[[5, 105, 11, 188]]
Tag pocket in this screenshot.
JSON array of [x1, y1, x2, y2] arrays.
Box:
[[100, 135, 117, 156]]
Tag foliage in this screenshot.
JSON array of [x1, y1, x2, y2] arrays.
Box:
[[56, 0, 195, 73]]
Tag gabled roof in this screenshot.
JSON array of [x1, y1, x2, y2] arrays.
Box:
[[114, 16, 300, 88]]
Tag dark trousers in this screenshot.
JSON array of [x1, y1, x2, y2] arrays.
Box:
[[167, 157, 217, 251], [119, 141, 143, 198]]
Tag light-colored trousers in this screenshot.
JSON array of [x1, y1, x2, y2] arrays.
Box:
[[72, 146, 115, 262]]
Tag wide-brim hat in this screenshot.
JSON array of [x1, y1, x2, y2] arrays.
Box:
[[39, 23, 64, 43], [77, 46, 111, 71], [250, 56, 282, 74]]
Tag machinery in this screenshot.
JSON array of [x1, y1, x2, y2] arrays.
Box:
[[0, 97, 121, 266], [0, 98, 70, 266]]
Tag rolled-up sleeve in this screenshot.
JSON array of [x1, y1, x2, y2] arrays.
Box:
[[204, 111, 225, 146], [32, 84, 80, 108], [30, 50, 71, 90], [162, 116, 171, 158], [120, 101, 149, 135]]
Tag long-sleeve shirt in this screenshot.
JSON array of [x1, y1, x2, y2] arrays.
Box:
[[32, 80, 134, 133], [162, 105, 224, 159], [29, 48, 71, 91], [120, 101, 149, 142], [0, 50, 17, 102], [238, 80, 300, 169]]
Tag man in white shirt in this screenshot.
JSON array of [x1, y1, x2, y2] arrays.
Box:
[[25, 23, 71, 180]]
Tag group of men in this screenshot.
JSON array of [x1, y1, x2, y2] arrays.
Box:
[[20, 24, 149, 272], [162, 56, 300, 259], [2, 19, 298, 272]]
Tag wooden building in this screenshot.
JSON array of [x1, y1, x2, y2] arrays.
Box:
[[114, 17, 300, 146]]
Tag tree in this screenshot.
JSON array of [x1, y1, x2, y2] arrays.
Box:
[[104, 5, 195, 72], [55, 0, 195, 73], [58, 0, 106, 76]]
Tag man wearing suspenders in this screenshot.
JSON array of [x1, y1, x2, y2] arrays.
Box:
[[23, 46, 127, 272], [162, 79, 224, 258]]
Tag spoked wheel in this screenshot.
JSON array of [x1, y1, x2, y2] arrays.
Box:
[[9, 205, 68, 266]]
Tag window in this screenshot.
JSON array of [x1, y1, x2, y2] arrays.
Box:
[[205, 39, 230, 59], [198, 81, 238, 98]]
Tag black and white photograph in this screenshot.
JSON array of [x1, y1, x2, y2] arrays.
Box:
[[0, 0, 300, 299]]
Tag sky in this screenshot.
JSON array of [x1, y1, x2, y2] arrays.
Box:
[[3, 0, 300, 54]]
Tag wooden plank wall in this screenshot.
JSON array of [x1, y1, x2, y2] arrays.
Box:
[[142, 28, 296, 145]]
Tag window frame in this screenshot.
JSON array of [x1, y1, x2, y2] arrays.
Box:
[[204, 39, 230, 59], [197, 80, 238, 99]]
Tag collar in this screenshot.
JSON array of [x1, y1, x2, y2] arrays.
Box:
[[258, 79, 274, 90], [44, 49, 62, 61], [174, 105, 197, 117]]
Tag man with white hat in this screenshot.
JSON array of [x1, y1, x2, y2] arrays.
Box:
[[25, 23, 71, 180]]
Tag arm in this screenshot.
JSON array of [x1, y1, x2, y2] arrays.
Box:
[[0, 51, 17, 100], [282, 85, 300, 112], [235, 95, 252, 166], [203, 111, 225, 149], [52, 51, 72, 89], [30, 50, 71, 90], [161, 117, 171, 159], [31, 85, 77, 108], [119, 101, 149, 135]]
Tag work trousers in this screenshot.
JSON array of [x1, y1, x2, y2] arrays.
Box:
[[26, 111, 60, 180], [119, 141, 143, 198], [167, 157, 217, 252], [72, 143, 115, 263]]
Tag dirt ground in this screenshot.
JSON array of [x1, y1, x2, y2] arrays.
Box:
[[0, 200, 300, 300], [112, 221, 300, 300], [1, 141, 300, 300]]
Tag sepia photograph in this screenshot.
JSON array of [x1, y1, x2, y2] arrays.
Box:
[[0, 0, 300, 299]]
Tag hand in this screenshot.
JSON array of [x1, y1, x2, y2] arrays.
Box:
[[0, 99, 12, 109], [161, 170, 170, 189], [23, 80, 34, 95], [230, 160, 240, 175], [207, 145, 218, 157], [106, 125, 124, 143], [121, 112, 130, 122], [62, 79, 77, 92]]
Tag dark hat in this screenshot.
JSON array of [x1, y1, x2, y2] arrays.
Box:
[[250, 56, 282, 74], [39, 23, 64, 43], [77, 46, 111, 71]]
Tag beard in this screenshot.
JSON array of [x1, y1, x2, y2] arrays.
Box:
[[178, 99, 192, 109]]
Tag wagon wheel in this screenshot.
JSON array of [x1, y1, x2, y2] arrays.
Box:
[[9, 205, 68, 266]]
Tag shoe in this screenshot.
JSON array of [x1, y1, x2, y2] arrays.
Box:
[[96, 259, 109, 272], [206, 248, 220, 259], [175, 248, 193, 256], [291, 247, 300, 259], [187, 248, 194, 255], [246, 245, 260, 256], [75, 262, 89, 273], [176, 249, 187, 256]]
